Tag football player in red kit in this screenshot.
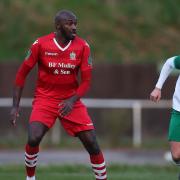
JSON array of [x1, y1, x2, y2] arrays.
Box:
[[10, 10, 107, 180]]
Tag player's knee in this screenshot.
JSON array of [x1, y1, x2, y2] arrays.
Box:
[[28, 134, 42, 147]]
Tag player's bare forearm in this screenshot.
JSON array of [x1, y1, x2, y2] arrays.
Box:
[[12, 86, 23, 108], [10, 86, 23, 126]]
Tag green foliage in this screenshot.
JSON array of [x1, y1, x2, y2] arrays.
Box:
[[1, 0, 180, 64]]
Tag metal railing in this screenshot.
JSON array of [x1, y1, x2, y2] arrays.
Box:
[[1, 98, 172, 147]]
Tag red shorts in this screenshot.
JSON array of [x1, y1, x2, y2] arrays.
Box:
[[29, 98, 94, 136]]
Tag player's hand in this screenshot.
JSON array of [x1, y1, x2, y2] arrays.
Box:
[[150, 87, 161, 102], [58, 96, 78, 117], [10, 107, 19, 126]]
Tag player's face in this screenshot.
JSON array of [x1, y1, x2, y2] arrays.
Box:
[[60, 18, 77, 40]]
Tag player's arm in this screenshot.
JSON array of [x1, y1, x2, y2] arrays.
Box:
[[10, 40, 39, 126], [150, 56, 178, 102], [59, 42, 92, 117], [76, 43, 92, 98]]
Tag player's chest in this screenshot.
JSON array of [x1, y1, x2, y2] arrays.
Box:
[[39, 45, 82, 74]]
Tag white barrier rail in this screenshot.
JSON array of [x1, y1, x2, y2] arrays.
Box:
[[1, 98, 172, 147]]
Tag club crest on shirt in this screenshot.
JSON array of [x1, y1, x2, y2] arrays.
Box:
[[70, 51, 76, 60]]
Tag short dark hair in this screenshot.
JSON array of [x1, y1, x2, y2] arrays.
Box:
[[54, 10, 76, 24]]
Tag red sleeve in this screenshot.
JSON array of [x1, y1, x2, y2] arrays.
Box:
[[76, 69, 92, 97], [14, 40, 39, 87], [76, 42, 93, 97], [15, 63, 32, 87], [80, 42, 93, 71]]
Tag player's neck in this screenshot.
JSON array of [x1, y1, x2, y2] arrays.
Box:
[[55, 32, 70, 48]]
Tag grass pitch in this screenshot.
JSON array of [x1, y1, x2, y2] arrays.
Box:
[[0, 164, 178, 180]]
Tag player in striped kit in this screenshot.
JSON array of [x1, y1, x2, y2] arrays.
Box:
[[10, 10, 107, 180], [150, 56, 180, 179]]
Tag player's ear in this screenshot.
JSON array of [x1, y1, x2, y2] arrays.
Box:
[[57, 24, 61, 29], [55, 22, 61, 30]]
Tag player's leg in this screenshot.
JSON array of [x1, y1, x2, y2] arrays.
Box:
[[77, 130, 107, 180], [168, 109, 180, 179], [25, 121, 49, 180], [170, 142, 180, 180], [170, 142, 180, 163], [59, 101, 107, 179], [168, 109, 180, 164]]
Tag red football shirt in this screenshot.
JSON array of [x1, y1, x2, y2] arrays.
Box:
[[16, 33, 92, 100]]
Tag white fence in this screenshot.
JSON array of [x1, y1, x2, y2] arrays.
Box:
[[0, 98, 172, 147]]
